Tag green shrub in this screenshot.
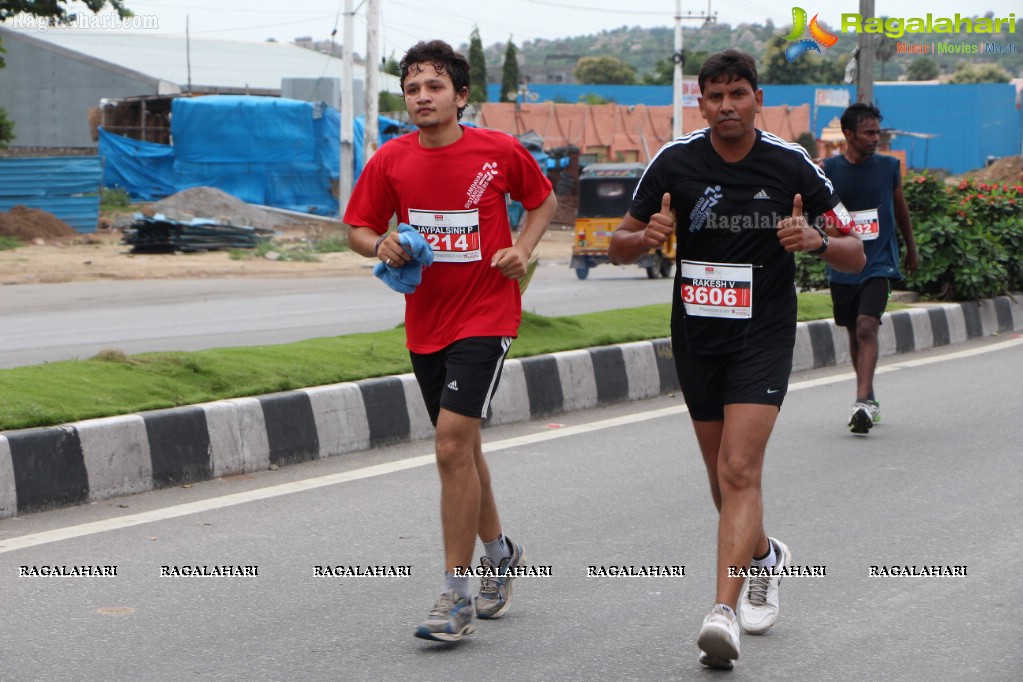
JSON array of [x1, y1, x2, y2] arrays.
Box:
[[100, 187, 132, 210], [311, 234, 349, 253], [0, 235, 23, 251], [796, 131, 818, 160], [903, 174, 1023, 300], [793, 173, 1023, 300], [794, 251, 828, 292]]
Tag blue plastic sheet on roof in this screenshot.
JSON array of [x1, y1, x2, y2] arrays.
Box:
[[172, 96, 317, 164], [98, 95, 412, 216], [0, 156, 102, 233]]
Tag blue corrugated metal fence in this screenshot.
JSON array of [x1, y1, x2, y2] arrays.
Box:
[[0, 156, 102, 233]]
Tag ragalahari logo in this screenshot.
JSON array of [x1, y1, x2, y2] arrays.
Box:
[[785, 7, 839, 62]]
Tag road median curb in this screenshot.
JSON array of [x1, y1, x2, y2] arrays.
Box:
[[1, 295, 1020, 519]]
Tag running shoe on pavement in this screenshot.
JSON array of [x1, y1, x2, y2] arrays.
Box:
[[475, 537, 527, 619], [738, 537, 792, 635], [414, 591, 476, 642], [697, 604, 740, 669], [849, 401, 874, 434], [868, 399, 881, 424]]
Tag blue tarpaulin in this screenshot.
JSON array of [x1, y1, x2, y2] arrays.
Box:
[[99, 95, 411, 216], [0, 156, 102, 233], [98, 130, 175, 201], [173, 96, 317, 164]]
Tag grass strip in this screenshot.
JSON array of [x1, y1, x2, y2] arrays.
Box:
[[0, 293, 898, 431]]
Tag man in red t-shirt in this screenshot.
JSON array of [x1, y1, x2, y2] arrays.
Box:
[[346, 39, 556, 643]]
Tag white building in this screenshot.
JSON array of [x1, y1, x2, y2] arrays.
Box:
[[0, 26, 399, 148]]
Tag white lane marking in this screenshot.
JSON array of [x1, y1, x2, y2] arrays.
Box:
[[1, 336, 1020, 553]]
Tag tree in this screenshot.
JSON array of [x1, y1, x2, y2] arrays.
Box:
[[760, 35, 817, 84], [382, 54, 400, 77], [949, 61, 1011, 84], [906, 57, 939, 81], [873, 27, 897, 81], [0, 106, 12, 149], [500, 37, 520, 103], [378, 91, 403, 113], [682, 49, 709, 76], [641, 50, 708, 84], [0, 1, 132, 22], [642, 59, 673, 85], [796, 131, 818, 160], [874, 45, 897, 80], [760, 35, 844, 85], [467, 27, 487, 104], [579, 92, 612, 104], [574, 56, 637, 85]]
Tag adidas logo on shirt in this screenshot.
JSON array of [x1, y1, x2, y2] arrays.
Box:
[[447, 380, 459, 391], [753, 189, 771, 200]]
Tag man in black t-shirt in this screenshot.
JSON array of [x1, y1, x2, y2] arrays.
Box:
[[609, 49, 865, 671]]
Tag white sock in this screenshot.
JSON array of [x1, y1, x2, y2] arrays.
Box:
[[750, 539, 777, 568], [443, 571, 472, 601], [483, 533, 511, 565]]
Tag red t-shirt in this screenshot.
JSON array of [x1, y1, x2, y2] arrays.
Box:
[[344, 125, 553, 353]]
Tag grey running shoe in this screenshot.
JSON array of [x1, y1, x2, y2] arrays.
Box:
[[699, 650, 735, 671], [868, 399, 881, 423], [849, 401, 874, 434], [738, 537, 792, 635], [414, 591, 476, 642], [697, 604, 740, 669], [475, 538, 527, 619]]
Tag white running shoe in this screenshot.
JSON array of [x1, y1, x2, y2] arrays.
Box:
[[849, 402, 873, 434], [697, 603, 740, 669], [738, 537, 791, 635]]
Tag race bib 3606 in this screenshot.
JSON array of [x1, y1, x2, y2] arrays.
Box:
[[680, 260, 753, 319]]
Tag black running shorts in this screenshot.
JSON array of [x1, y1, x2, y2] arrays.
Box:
[[672, 341, 794, 421], [830, 278, 891, 327], [409, 336, 512, 426]]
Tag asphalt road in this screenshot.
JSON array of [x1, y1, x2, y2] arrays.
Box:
[[1, 336, 1020, 681], [0, 263, 669, 368]]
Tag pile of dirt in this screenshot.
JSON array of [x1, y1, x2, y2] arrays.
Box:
[[145, 187, 308, 230], [0, 205, 78, 241], [966, 155, 1023, 185]]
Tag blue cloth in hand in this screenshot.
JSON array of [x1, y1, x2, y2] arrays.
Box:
[[373, 223, 435, 294]]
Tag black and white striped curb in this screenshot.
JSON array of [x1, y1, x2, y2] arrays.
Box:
[[1, 296, 1020, 519]]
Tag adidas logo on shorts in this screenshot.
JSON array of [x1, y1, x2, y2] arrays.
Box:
[[447, 380, 458, 391], [753, 189, 771, 200]]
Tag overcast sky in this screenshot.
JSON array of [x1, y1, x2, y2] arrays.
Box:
[[15, 0, 1021, 58]]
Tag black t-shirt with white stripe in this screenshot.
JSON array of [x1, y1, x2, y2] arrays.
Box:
[[629, 128, 841, 354]]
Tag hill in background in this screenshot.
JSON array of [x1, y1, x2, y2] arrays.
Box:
[[470, 16, 1022, 85]]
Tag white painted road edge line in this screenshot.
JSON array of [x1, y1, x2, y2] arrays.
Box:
[[1, 335, 1020, 554]]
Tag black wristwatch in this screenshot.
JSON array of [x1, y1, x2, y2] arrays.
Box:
[[808, 225, 829, 256]]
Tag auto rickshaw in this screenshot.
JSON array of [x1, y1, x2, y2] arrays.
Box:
[[568, 162, 676, 280]]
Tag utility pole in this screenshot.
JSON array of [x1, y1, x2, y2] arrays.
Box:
[[856, 0, 875, 104], [364, 0, 380, 165], [185, 15, 192, 93], [339, 0, 354, 216], [672, 0, 716, 139]]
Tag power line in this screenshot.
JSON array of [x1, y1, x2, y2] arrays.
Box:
[[520, 0, 669, 16]]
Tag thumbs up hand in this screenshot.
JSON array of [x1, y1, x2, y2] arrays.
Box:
[[644, 192, 675, 248], [776, 193, 822, 253]]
